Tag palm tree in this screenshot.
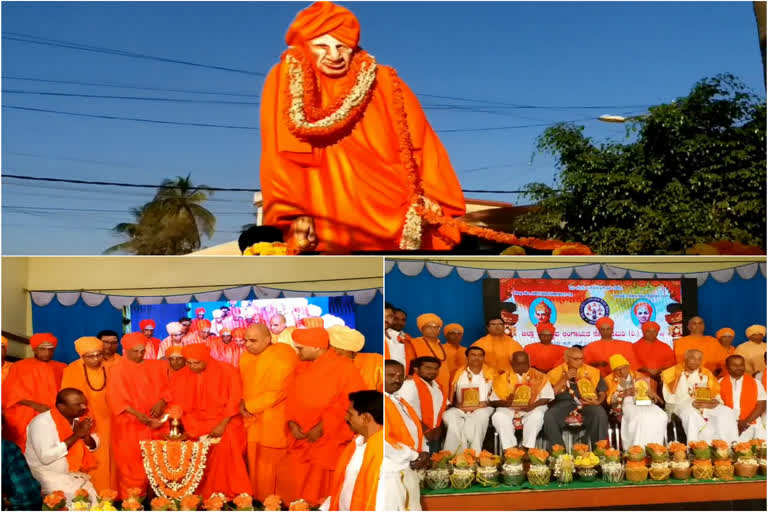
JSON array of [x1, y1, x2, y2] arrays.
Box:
[[105, 175, 216, 255]]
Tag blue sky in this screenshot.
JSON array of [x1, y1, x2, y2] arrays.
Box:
[[2, 1, 764, 255]]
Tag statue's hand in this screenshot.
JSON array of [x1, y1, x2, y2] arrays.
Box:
[[290, 216, 318, 252]]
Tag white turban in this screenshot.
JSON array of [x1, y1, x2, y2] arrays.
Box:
[[322, 314, 346, 328], [212, 309, 223, 319], [166, 322, 183, 335], [307, 304, 323, 317]]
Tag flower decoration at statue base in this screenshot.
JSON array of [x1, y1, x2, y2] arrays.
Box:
[[501, 447, 526, 486], [425, 451, 452, 490], [601, 448, 624, 483], [689, 441, 714, 480], [646, 444, 671, 481], [449, 449, 477, 489], [149, 497, 176, 511], [288, 499, 311, 511], [527, 448, 551, 486], [476, 450, 501, 487], [554, 454, 575, 484], [574, 451, 600, 482], [43, 491, 67, 511], [140, 433, 213, 499], [203, 493, 226, 511], [243, 242, 289, 256], [71, 488, 93, 511], [262, 495, 282, 512], [668, 442, 692, 480], [732, 442, 759, 478], [625, 445, 649, 482]]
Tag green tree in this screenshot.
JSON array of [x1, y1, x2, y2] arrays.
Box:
[[105, 175, 215, 255], [512, 74, 766, 255]]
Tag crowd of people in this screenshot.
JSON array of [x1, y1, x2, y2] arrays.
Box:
[[383, 303, 767, 509], [1, 314, 384, 511]]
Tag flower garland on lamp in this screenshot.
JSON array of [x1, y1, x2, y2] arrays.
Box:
[[281, 47, 592, 255]]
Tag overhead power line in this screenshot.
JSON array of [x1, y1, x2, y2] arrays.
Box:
[[1, 173, 529, 194], [3, 90, 259, 105], [2, 32, 265, 76]]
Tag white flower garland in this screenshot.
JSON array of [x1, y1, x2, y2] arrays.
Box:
[[140, 439, 212, 499], [400, 197, 442, 250], [285, 53, 377, 131]]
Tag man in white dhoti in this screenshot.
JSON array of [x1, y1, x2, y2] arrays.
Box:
[[397, 356, 446, 453], [605, 354, 667, 447], [662, 349, 738, 443], [489, 351, 553, 449], [719, 355, 767, 442], [379, 360, 428, 511], [442, 347, 495, 453], [24, 388, 99, 507]]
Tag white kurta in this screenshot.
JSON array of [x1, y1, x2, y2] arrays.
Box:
[[719, 375, 767, 442], [320, 435, 367, 511], [377, 393, 424, 512], [385, 329, 407, 367], [24, 411, 99, 508], [490, 375, 554, 449], [663, 369, 738, 443], [443, 368, 494, 453], [611, 375, 668, 447], [398, 377, 445, 429]]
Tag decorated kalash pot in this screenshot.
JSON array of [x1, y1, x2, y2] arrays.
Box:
[[668, 442, 692, 480], [574, 452, 599, 482], [449, 450, 477, 490], [625, 445, 649, 483], [476, 451, 501, 487], [601, 448, 624, 483], [425, 451, 452, 490], [502, 448, 526, 486], [526, 448, 551, 486], [732, 442, 759, 478], [690, 441, 714, 480], [752, 439, 767, 475], [139, 406, 218, 499], [647, 444, 671, 481], [712, 440, 734, 481]]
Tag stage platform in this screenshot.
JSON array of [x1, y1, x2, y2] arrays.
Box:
[[421, 475, 767, 510]]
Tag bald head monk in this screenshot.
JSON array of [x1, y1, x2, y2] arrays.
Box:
[[633, 321, 676, 378], [260, 1, 466, 253], [674, 316, 728, 375]]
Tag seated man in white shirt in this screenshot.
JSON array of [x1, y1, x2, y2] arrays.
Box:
[[662, 349, 738, 443], [719, 355, 767, 442], [442, 347, 495, 453], [397, 356, 446, 454], [379, 360, 429, 511], [24, 388, 99, 507], [321, 390, 383, 511], [490, 351, 554, 450]]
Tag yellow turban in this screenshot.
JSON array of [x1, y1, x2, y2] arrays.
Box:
[[74, 337, 104, 356], [746, 325, 766, 338], [716, 328, 735, 339], [327, 325, 365, 352], [609, 354, 630, 371], [443, 323, 464, 335], [1, 336, 7, 347], [417, 313, 443, 332]]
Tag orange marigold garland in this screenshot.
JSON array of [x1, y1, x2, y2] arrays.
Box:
[[140, 439, 212, 499]]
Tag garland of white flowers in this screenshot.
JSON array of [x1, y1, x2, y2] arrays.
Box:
[[284, 52, 377, 132], [140, 439, 212, 499]]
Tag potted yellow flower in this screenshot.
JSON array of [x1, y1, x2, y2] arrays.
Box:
[[574, 452, 600, 481]]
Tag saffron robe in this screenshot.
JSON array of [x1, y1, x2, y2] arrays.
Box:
[[524, 343, 566, 373], [404, 337, 451, 398], [674, 335, 728, 374], [471, 335, 523, 375], [583, 338, 639, 377]]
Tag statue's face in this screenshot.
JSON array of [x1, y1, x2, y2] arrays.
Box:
[[309, 34, 353, 77]]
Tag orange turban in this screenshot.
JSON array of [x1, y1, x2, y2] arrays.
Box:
[[595, 317, 614, 329], [443, 323, 464, 335], [536, 322, 555, 335], [195, 307, 206, 315], [417, 313, 443, 332], [231, 327, 246, 340], [165, 345, 184, 358], [139, 319, 156, 331], [302, 317, 325, 328], [641, 321, 661, 333], [716, 327, 735, 339], [197, 319, 212, 331], [74, 337, 103, 356], [30, 333, 58, 349], [121, 332, 146, 351], [285, 1, 360, 48], [292, 327, 329, 348], [182, 343, 211, 362], [1, 336, 7, 347], [219, 328, 232, 336]]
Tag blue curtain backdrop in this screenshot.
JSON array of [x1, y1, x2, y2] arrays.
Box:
[[32, 291, 383, 364], [31, 297, 124, 363], [385, 266, 767, 349]]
